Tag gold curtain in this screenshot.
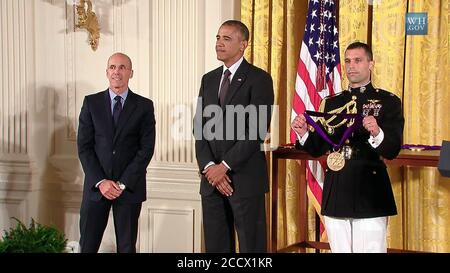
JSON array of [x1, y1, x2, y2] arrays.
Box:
[[339, 0, 368, 89], [242, 0, 450, 252], [401, 0, 450, 252], [241, 0, 311, 248], [370, 0, 409, 249]]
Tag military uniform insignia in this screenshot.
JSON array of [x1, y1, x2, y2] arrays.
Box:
[[319, 96, 358, 135], [363, 99, 382, 117]]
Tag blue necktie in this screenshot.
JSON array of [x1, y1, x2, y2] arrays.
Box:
[[113, 96, 122, 127]]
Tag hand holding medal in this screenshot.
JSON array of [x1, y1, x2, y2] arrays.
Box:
[[291, 114, 308, 137]]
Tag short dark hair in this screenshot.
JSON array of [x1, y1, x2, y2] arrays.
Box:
[[221, 20, 250, 41], [345, 42, 373, 61]]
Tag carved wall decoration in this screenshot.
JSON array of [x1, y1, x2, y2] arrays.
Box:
[[75, 0, 100, 51]]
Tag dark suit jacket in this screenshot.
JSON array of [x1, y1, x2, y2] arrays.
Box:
[[195, 59, 274, 198], [77, 89, 156, 203], [297, 83, 404, 218]]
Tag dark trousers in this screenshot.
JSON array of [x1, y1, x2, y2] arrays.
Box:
[[201, 191, 267, 253], [79, 198, 142, 253]]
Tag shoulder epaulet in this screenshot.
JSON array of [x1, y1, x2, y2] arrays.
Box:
[[371, 84, 395, 96], [320, 91, 348, 111], [325, 91, 346, 100], [319, 97, 326, 112], [376, 88, 400, 99]]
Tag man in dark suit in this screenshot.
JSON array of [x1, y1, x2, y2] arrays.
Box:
[[77, 52, 156, 253], [194, 20, 274, 253], [291, 42, 404, 252]]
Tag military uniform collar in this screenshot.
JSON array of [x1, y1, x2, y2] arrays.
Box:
[[349, 81, 374, 94]]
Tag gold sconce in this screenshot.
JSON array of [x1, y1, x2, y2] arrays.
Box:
[[75, 0, 100, 51]]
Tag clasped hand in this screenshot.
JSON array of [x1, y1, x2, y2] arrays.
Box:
[[99, 180, 123, 200], [203, 163, 233, 196]]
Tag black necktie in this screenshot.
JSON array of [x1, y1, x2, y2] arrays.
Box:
[[113, 96, 122, 127], [219, 69, 231, 106]]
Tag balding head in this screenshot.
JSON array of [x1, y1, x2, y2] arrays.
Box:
[[107, 52, 133, 70]]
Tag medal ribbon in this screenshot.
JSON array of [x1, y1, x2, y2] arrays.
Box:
[[304, 110, 363, 150], [401, 144, 441, 150]]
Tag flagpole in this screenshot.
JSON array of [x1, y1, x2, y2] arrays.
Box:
[[335, 0, 339, 29], [368, 1, 373, 47], [314, 0, 341, 248]]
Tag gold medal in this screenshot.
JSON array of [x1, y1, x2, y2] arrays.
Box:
[[327, 151, 345, 171]]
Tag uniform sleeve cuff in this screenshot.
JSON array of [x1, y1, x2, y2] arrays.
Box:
[[296, 131, 309, 146], [368, 128, 384, 148]]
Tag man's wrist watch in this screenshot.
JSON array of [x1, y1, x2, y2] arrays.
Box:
[[117, 181, 126, 190]]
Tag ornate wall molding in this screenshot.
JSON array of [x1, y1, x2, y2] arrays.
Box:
[[0, 0, 30, 156], [146, 207, 196, 252]]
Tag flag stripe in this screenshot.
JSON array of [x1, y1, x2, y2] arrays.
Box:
[[297, 58, 323, 111], [300, 42, 318, 88], [294, 74, 314, 112]]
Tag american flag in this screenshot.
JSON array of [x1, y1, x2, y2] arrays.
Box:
[[290, 0, 342, 239]]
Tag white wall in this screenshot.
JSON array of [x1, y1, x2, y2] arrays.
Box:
[[0, 0, 240, 253]]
